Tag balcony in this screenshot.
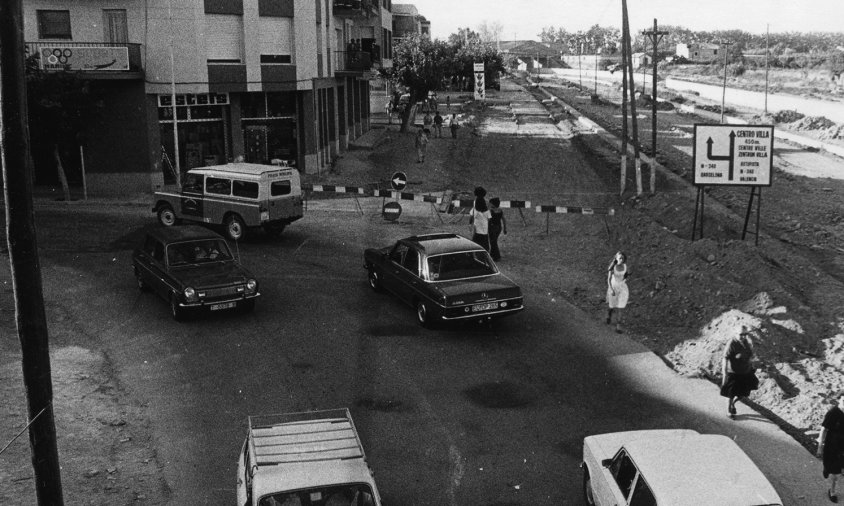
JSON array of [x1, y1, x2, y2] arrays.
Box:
[[26, 42, 143, 79], [333, 0, 379, 17]]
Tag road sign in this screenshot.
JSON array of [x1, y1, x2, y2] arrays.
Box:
[[473, 62, 484, 72], [382, 201, 402, 221], [390, 171, 407, 191], [692, 124, 774, 186]]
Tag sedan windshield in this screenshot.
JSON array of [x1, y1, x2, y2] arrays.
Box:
[[427, 251, 498, 281], [166, 239, 233, 266], [259, 484, 375, 506]]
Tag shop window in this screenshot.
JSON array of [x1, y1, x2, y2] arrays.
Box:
[[271, 180, 291, 196], [241, 94, 267, 118], [206, 177, 232, 195], [37, 10, 72, 40], [232, 180, 259, 199], [267, 93, 296, 117]]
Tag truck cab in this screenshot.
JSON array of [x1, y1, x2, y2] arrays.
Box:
[[237, 409, 381, 506], [153, 162, 303, 241]]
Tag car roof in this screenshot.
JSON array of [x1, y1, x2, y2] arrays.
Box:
[[403, 233, 485, 256], [624, 433, 782, 505], [252, 459, 375, 501], [188, 162, 298, 177], [145, 225, 225, 244]]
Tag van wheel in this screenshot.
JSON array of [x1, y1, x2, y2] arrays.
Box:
[[157, 205, 177, 227], [583, 467, 596, 506], [224, 214, 246, 241]]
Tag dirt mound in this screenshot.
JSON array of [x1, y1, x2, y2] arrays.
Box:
[[790, 115, 836, 131], [818, 124, 844, 140], [635, 94, 675, 111], [773, 109, 805, 123]]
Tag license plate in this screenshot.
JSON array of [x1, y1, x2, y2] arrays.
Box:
[[472, 302, 498, 312], [209, 301, 236, 311]]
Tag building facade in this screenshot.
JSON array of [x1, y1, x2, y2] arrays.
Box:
[[391, 3, 428, 45], [676, 42, 720, 62], [23, 0, 390, 195]]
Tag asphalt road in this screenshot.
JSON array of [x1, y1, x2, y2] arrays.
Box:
[[31, 203, 821, 505]]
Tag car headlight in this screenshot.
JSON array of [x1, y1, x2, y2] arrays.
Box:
[[246, 279, 257, 293], [184, 287, 198, 302], [501, 301, 508, 308]]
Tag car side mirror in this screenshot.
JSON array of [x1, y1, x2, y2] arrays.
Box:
[[601, 458, 613, 468]]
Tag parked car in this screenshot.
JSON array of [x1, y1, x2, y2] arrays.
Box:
[[236, 409, 381, 506], [153, 162, 303, 241], [363, 233, 523, 327], [582, 429, 783, 506], [132, 226, 259, 320]]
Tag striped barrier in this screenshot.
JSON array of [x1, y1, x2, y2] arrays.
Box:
[[302, 184, 368, 195], [371, 189, 442, 203], [450, 199, 532, 209], [535, 205, 615, 215]]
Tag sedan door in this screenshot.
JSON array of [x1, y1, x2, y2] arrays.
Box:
[[392, 247, 423, 303], [380, 243, 408, 295]]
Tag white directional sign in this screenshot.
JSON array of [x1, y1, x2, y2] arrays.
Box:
[[390, 171, 407, 191], [693, 124, 774, 186], [474, 62, 485, 101]]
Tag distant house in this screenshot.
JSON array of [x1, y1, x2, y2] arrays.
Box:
[[676, 42, 720, 62], [392, 4, 429, 45], [499, 40, 563, 69], [631, 52, 650, 67]]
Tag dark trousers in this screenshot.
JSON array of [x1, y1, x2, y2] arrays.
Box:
[[450, 126, 458, 138], [472, 233, 490, 252], [489, 226, 502, 260]]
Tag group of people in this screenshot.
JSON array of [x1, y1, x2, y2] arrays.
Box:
[[469, 186, 507, 261], [414, 113, 461, 163]]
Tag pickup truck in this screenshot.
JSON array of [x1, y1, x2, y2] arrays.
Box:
[[236, 409, 382, 506]]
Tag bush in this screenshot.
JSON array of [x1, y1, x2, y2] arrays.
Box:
[[670, 95, 686, 104], [731, 64, 746, 77]]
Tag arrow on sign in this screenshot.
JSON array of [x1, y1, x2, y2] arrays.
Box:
[[392, 176, 405, 186], [706, 131, 736, 180]]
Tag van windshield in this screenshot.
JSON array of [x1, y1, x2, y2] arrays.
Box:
[[259, 484, 375, 506]]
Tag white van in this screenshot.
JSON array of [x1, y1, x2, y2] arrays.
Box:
[[153, 163, 303, 241]]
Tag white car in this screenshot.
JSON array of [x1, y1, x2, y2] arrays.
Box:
[[582, 429, 782, 506]]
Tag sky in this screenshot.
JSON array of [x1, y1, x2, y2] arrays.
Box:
[[414, 0, 844, 41]]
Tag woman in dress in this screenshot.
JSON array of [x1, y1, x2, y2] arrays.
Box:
[[469, 186, 491, 251], [720, 326, 759, 419], [606, 251, 629, 333]]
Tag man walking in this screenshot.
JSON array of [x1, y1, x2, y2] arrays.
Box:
[[449, 114, 459, 139], [433, 111, 443, 138], [415, 127, 428, 163]]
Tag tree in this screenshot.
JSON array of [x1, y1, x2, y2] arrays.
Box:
[[388, 34, 453, 132], [477, 20, 504, 46], [26, 62, 101, 201]]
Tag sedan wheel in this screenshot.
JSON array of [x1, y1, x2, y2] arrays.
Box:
[[170, 295, 185, 322], [416, 300, 432, 328], [367, 269, 381, 292], [583, 468, 596, 506], [157, 205, 177, 227]]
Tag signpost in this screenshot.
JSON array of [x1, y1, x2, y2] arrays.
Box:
[[390, 171, 407, 191], [382, 201, 402, 221], [691, 124, 774, 244], [473, 62, 485, 101]]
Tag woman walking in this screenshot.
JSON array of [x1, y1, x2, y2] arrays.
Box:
[[818, 391, 844, 503], [606, 251, 629, 333], [469, 186, 491, 251], [720, 326, 759, 419], [488, 197, 507, 261]]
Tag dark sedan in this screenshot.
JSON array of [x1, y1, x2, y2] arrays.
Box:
[[132, 226, 259, 320], [364, 233, 523, 327]]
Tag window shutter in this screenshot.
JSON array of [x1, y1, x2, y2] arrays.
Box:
[[206, 14, 243, 62], [258, 17, 292, 57]]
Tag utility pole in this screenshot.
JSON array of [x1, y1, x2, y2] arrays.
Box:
[[594, 44, 599, 96], [764, 24, 770, 114], [578, 37, 583, 90], [720, 39, 733, 123], [622, 0, 642, 195], [620, 5, 629, 195], [643, 19, 668, 194], [0, 0, 66, 504]]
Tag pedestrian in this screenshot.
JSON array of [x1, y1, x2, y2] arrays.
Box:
[[605, 251, 629, 333], [720, 326, 760, 419], [449, 114, 460, 139], [415, 127, 428, 163], [818, 391, 844, 503], [469, 186, 491, 251], [423, 111, 433, 130], [385, 99, 393, 125], [488, 197, 507, 261], [446, 95, 451, 110], [433, 111, 443, 138]]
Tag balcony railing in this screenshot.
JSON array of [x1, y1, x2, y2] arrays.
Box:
[[25, 42, 143, 74], [333, 0, 379, 17], [334, 50, 380, 72]]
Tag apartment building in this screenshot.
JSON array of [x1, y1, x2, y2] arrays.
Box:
[[391, 3, 428, 45], [23, 0, 391, 195]]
